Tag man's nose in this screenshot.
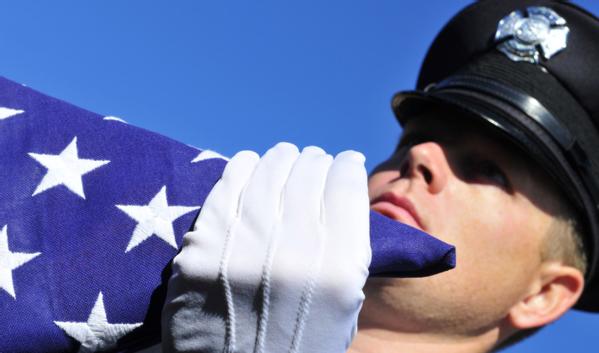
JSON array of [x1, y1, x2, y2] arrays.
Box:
[[400, 142, 449, 194]]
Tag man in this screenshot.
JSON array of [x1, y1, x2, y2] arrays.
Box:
[[4, 1, 597, 352], [356, 110, 584, 352], [351, 0, 599, 351], [163, 0, 599, 352]]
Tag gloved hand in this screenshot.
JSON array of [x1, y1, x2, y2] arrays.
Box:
[[162, 142, 371, 353]]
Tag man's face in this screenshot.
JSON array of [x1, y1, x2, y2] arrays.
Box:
[[365, 112, 561, 333]]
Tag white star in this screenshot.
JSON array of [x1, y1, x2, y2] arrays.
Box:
[[191, 149, 229, 162], [116, 186, 200, 252], [29, 137, 110, 199], [0, 225, 41, 299], [0, 107, 24, 120], [54, 292, 142, 353], [103, 116, 127, 123]]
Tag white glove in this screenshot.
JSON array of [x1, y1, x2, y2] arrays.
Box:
[[162, 142, 371, 353]]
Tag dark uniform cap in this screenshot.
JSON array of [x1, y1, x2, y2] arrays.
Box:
[[391, 0, 599, 311]]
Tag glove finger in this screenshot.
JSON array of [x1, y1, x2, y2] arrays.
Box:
[[163, 150, 259, 353], [271, 144, 331, 282], [297, 151, 369, 353], [323, 150, 368, 225], [240, 142, 299, 234], [226, 142, 300, 279], [323, 150, 370, 261], [177, 150, 259, 276], [224, 143, 299, 352], [188, 149, 259, 236], [260, 147, 331, 352], [281, 145, 331, 220]]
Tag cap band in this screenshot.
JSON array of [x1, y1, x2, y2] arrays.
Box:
[[435, 74, 577, 151]]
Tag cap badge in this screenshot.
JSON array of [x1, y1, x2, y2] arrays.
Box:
[[495, 6, 569, 64]]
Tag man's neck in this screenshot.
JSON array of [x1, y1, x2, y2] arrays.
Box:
[[347, 326, 499, 353]]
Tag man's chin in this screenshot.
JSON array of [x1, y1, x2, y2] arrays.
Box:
[[364, 276, 411, 290]]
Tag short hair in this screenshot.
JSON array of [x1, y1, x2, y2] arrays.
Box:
[[493, 196, 588, 352], [542, 211, 588, 277]]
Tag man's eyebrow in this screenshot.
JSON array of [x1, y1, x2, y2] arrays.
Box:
[[399, 128, 457, 146], [397, 131, 425, 148]]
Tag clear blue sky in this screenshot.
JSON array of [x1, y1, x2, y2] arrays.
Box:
[[1, 1, 598, 351]]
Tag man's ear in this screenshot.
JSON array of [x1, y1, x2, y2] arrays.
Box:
[[508, 262, 584, 329]]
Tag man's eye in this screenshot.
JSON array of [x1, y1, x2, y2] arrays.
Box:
[[462, 160, 512, 190]]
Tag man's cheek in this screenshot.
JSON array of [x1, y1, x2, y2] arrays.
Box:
[[367, 172, 392, 200]]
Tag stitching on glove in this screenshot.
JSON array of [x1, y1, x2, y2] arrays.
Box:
[[219, 223, 238, 353], [287, 227, 325, 353], [254, 231, 276, 353]]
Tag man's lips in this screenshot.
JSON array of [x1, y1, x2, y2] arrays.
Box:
[[370, 192, 424, 230]]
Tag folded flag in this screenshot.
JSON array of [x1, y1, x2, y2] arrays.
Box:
[[0, 76, 455, 352]]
